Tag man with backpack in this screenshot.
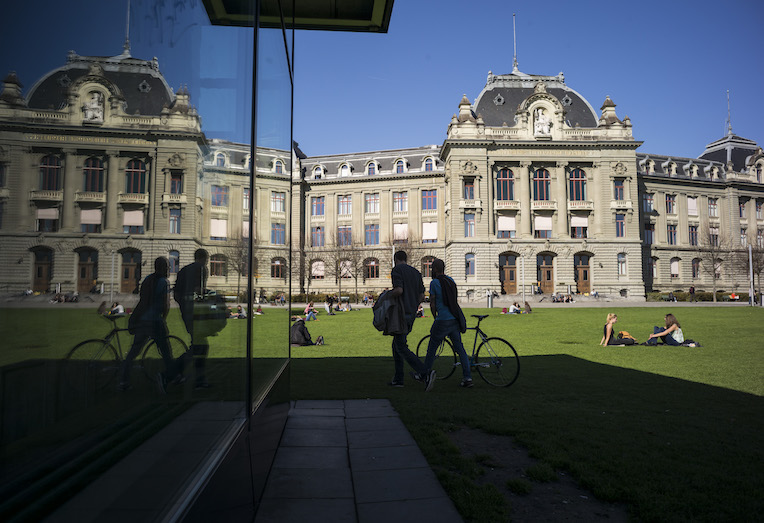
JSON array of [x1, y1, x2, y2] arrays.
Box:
[[386, 251, 433, 390], [422, 258, 473, 388]]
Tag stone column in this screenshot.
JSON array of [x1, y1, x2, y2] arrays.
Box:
[[105, 153, 120, 232], [487, 160, 495, 236], [592, 162, 603, 236], [519, 161, 531, 238], [556, 161, 569, 237], [147, 152, 156, 232], [61, 149, 78, 231]]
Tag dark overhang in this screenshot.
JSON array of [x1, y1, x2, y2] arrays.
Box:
[[202, 0, 395, 32]]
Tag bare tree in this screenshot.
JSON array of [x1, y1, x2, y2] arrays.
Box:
[[226, 234, 250, 300], [733, 240, 764, 297], [696, 224, 733, 302]]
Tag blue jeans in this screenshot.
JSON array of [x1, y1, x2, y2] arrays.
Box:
[[647, 326, 681, 346], [306, 310, 317, 321], [424, 319, 472, 380], [391, 313, 426, 382]]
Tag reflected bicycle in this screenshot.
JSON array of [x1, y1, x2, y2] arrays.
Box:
[[416, 314, 520, 387]]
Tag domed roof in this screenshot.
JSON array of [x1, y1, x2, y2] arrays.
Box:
[[25, 50, 174, 115], [699, 132, 759, 172], [474, 70, 598, 128]]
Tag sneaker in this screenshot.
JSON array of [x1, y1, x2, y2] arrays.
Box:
[[459, 378, 474, 388], [388, 380, 404, 387], [425, 370, 436, 392], [409, 371, 425, 383], [156, 372, 167, 394]]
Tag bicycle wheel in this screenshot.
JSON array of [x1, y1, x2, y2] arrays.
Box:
[[64, 339, 120, 391], [416, 335, 457, 380], [141, 335, 190, 380], [475, 337, 520, 387]]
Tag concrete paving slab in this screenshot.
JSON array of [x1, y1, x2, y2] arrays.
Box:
[[344, 399, 392, 408], [344, 405, 397, 418], [294, 399, 345, 409], [357, 498, 463, 523], [347, 428, 417, 449], [353, 467, 447, 504], [289, 407, 345, 417], [286, 414, 346, 430], [272, 446, 349, 469], [346, 416, 406, 432], [262, 467, 354, 499], [349, 445, 430, 472], [255, 498, 356, 523], [281, 427, 348, 447]]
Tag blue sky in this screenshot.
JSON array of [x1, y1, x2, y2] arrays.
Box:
[[2, 0, 762, 159]]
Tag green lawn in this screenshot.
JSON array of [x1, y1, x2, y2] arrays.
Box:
[[1, 306, 762, 521]]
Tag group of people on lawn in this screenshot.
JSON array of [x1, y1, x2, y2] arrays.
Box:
[[601, 312, 686, 346]]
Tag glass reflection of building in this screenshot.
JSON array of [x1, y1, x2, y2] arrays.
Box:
[[0, 1, 395, 521]]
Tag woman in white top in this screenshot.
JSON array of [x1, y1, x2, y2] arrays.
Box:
[[647, 313, 684, 346]]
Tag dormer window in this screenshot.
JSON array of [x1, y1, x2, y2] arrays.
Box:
[[313, 166, 323, 179], [424, 158, 434, 172], [275, 160, 283, 174], [395, 160, 405, 174], [215, 153, 226, 167], [367, 162, 376, 176], [340, 164, 350, 177]]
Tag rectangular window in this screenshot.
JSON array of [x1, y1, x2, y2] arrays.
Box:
[[271, 191, 285, 212], [757, 201, 763, 219], [613, 179, 625, 200], [122, 225, 143, 234], [645, 223, 655, 244], [617, 253, 627, 275], [666, 194, 676, 214], [210, 257, 226, 277], [709, 226, 719, 247], [667, 224, 677, 245], [422, 190, 437, 210], [465, 254, 475, 276], [338, 195, 352, 215], [170, 173, 183, 194], [534, 229, 551, 239], [497, 215, 516, 239], [692, 259, 700, 279], [643, 193, 654, 212], [122, 209, 143, 234], [211, 185, 228, 207], [393, 192, 408, 212], [758, 229, 764, 248], [740, 201, 746, 218], [364, 193, 379, 214], [708, 198, 718, 217], [271, 223, 286, 245], [338, 226, 352, 246], [464, 213, 475, 237], [243, 188, 250, 211], [671, 259, 679, 278], [210, 218, 227, 240], [81, 223, 101, 233], [422, 222, 437, 243], [311, 196, 325, 216], [615, 214, 625, 237], [365, 224, 379, 245], [169, 208, 181, 234], [393, 223, 408, 244], [571, 226, 587, 239], [687, 196, 698, 216], [533, 215, 553, 238], [311, 226, 324, 247], [741, 228, 748, 246], [463, 179, 475, 200], [689, 225, 698, 246]]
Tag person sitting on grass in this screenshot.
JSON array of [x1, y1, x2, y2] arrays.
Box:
[[600, 313, 635, 346], [647, 313, 684, 346], [305, 302, 318, 321], [508, 302, 521, 314]]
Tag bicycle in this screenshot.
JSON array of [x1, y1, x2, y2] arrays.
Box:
[[63, 313, 189, 391], [416, 314, 520, 387]]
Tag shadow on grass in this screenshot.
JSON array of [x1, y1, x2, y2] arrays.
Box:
[[291, 355, 764, 522]]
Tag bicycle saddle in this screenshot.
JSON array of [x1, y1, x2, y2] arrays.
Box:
[[471, 314, 489, 320]]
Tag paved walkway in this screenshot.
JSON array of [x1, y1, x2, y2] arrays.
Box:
[[254, 399, 462, 523]]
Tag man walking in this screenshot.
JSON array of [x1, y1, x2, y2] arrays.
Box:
[[423, 258, 472, 388], [175, 248, 211, 389], [388, 250, 434, 390]]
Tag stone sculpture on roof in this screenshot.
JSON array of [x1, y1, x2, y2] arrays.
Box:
[[83, 91, 104, 122], [533, 107, 551, 136]]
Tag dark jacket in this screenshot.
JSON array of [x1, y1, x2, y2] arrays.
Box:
[[372, 289, 407, 336], [435, 275, 467, 333]]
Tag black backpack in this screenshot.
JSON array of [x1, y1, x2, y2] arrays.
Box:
[[290, 319, 313, 346]]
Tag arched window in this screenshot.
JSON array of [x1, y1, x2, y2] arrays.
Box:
[[340, 164, 350, 177], [692, 258, 700, 279], [395, 160, 405, 174], [465, 253, 476, 276], [617, 253, 627, 275], [649, 257, 658, 278], [424, 158, 433, 172], [313, 166, 322, 179], [39, 155, 61, 191], [569, 168, 586, 201], [275, 160, 283, 174], [125, 159, 147, 194], [533, 168, 550, 201], [169, 250, 180, 274], [364, 258, 380, 279], [210, 254, 227, 277], [83, 157, 104, 192], [215, 153, 226, 167], [271, 257, 286, 279], [311, 260, 325, 280], [367, 162, 376, 176], [421, 256, 435, 278], [496, 168, 514, 201], [670, 258, 680, 279]]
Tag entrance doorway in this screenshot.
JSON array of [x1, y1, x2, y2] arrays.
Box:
[[536, 254, 554, 294], [121, 250, 141, 293], [574, 253, 591, 294], [499, 253, 517, 294], [32, 249, 53, 292], [77, 249, 98, 293]]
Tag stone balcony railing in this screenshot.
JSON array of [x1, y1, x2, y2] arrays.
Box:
[[392, 210, 408, 218], [610, 200, 633, 210], [162, 193, 188, 204], [364, 212, 380, 219], [568, 200, 594, 210], [311, 214, 326, 222], [531, 200, 557, 211], [29, 189, 63, 202], [118, 192, 149, 205], [459, 199, 481, 209], [494, 200, 520, 210], [75, 191, 107, 203], [271, 211, 286, 220], [421, 209, 438, 217]]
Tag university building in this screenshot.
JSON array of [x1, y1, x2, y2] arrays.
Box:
[[2, 56, 763, 299]]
